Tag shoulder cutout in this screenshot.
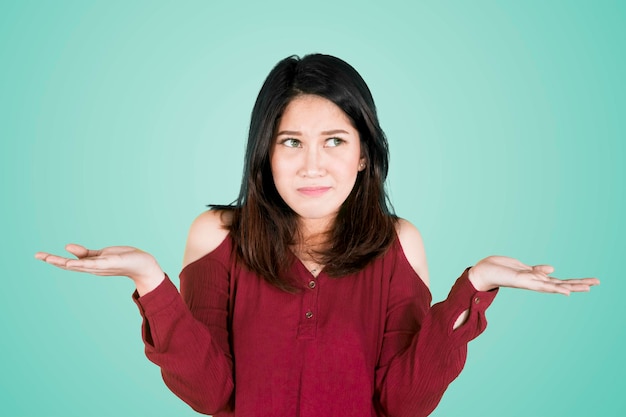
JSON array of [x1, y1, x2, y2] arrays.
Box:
[[182, 210, 231, 269], [395, 218, 430, 288]]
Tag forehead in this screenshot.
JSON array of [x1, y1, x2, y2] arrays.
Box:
[[277, 95, 355, 131]]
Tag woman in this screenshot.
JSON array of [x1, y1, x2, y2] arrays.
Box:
[[35, 54, 599, 417]]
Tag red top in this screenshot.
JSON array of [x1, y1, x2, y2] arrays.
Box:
[[133, 235, 497, 417]]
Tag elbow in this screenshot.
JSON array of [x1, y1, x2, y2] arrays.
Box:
[[188, 392, 232, 415]]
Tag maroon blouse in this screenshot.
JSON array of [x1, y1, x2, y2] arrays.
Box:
[[133, 235, 497, 417]]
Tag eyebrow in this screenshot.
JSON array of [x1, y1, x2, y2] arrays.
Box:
[[276, 129, 350, 136]]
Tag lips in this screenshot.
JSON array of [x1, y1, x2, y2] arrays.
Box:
[[297, 186, 331, 197]]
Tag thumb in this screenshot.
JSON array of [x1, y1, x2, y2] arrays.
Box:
[[533, 264, 554, 275], [65, 244, 99, 259]]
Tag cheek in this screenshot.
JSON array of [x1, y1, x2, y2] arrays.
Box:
[[335, 154, 361, 177], [270, 155, 295, 193], [270, 156, 286, 176]]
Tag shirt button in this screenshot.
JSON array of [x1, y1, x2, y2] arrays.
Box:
[[308, 280, 316, 289], [474, 296, 481, 304], [305, 311, 314, 319]]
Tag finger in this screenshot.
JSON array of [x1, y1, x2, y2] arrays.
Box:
[[534, 280, 571, 296], [530, 278, 601, 295], [34, 252, 52, 261], [556, 283, 593, 292], [545, 277, 600, 286], [553, 279, 600, 290], [61, 266, 120, 276], [568, 277, 600, 285], [65, 244, 101, 259], [63, 260, 127, 276], [65, 257, 110, 270], [514, 275, 570, 295], [532, 264, 554, 275], [52, 259, 118, 275], [39, 254, 74, 268], [562, 278, 600, 286]]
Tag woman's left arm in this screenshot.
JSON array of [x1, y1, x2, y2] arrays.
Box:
[[375, 220, 599, 417], [450, 256, 599, 329]]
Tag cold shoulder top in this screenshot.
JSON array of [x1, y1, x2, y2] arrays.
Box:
[[133, 234, 498, 417]]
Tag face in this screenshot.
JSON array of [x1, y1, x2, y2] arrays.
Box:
[[270, 94, 365, 228]]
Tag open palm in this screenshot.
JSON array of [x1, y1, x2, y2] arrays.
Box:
[[469, 256, 599, 295], [35, 244, 164, 294]]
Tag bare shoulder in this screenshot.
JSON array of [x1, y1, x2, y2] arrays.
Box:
[[183, 209, 232, 269], [395, 218, 430, 288]]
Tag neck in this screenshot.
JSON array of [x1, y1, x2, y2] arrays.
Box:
[[297, 216, 333, 242], [293, 216, 334, 260], [293, 235, 327, 278]]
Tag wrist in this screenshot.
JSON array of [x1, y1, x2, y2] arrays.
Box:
[[133, 263, 165, 296], [468, 266, 497, 292]]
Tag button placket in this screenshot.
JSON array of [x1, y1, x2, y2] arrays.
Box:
[[297, 273, 319, 339], [305, 278, 317, 320], [305, 279, 317, 319]]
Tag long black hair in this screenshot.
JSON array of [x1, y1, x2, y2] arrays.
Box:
[[222, 53, 396, 291]]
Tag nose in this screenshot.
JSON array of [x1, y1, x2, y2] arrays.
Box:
[[298, 146, 326, 177]]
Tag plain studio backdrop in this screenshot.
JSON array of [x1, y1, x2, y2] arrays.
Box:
[[1, 1, 623, 416]]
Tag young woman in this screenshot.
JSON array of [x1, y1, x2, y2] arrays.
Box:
[[35, 54, 599, 417]]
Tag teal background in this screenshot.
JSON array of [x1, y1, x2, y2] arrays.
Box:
[[1, 1, 623, 416]]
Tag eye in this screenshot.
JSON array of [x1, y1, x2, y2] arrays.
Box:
[[280, 138, 302, 148], [325, 137, 345, 147]]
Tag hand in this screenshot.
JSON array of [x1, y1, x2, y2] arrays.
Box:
[[468, 256, 600, 295], [35, 244, 165, 295]]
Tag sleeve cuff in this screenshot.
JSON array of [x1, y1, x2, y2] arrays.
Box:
[[447, 267, 498, 311], [441, 267, 499, 343], [132, 274, 180, 317]]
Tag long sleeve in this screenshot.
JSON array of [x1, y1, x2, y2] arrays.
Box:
[[132, 252, 234, 414], [375, 267, 498, 417]]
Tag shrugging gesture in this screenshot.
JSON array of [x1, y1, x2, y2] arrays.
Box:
[[34, 54, 601, 417], [34, 245, 600, 296]]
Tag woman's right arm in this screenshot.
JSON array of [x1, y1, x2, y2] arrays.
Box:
[[35, 210, 234, 414], [137, 210, 234, 413], [133, 259, 234, 414]]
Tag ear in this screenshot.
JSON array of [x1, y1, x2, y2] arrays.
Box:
[[358, 157, 367, 171]]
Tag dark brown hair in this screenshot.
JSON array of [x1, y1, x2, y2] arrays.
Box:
[[218, 54, 397, 291]]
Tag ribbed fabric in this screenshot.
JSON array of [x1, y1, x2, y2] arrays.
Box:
[[133, 235, 497, 417]]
